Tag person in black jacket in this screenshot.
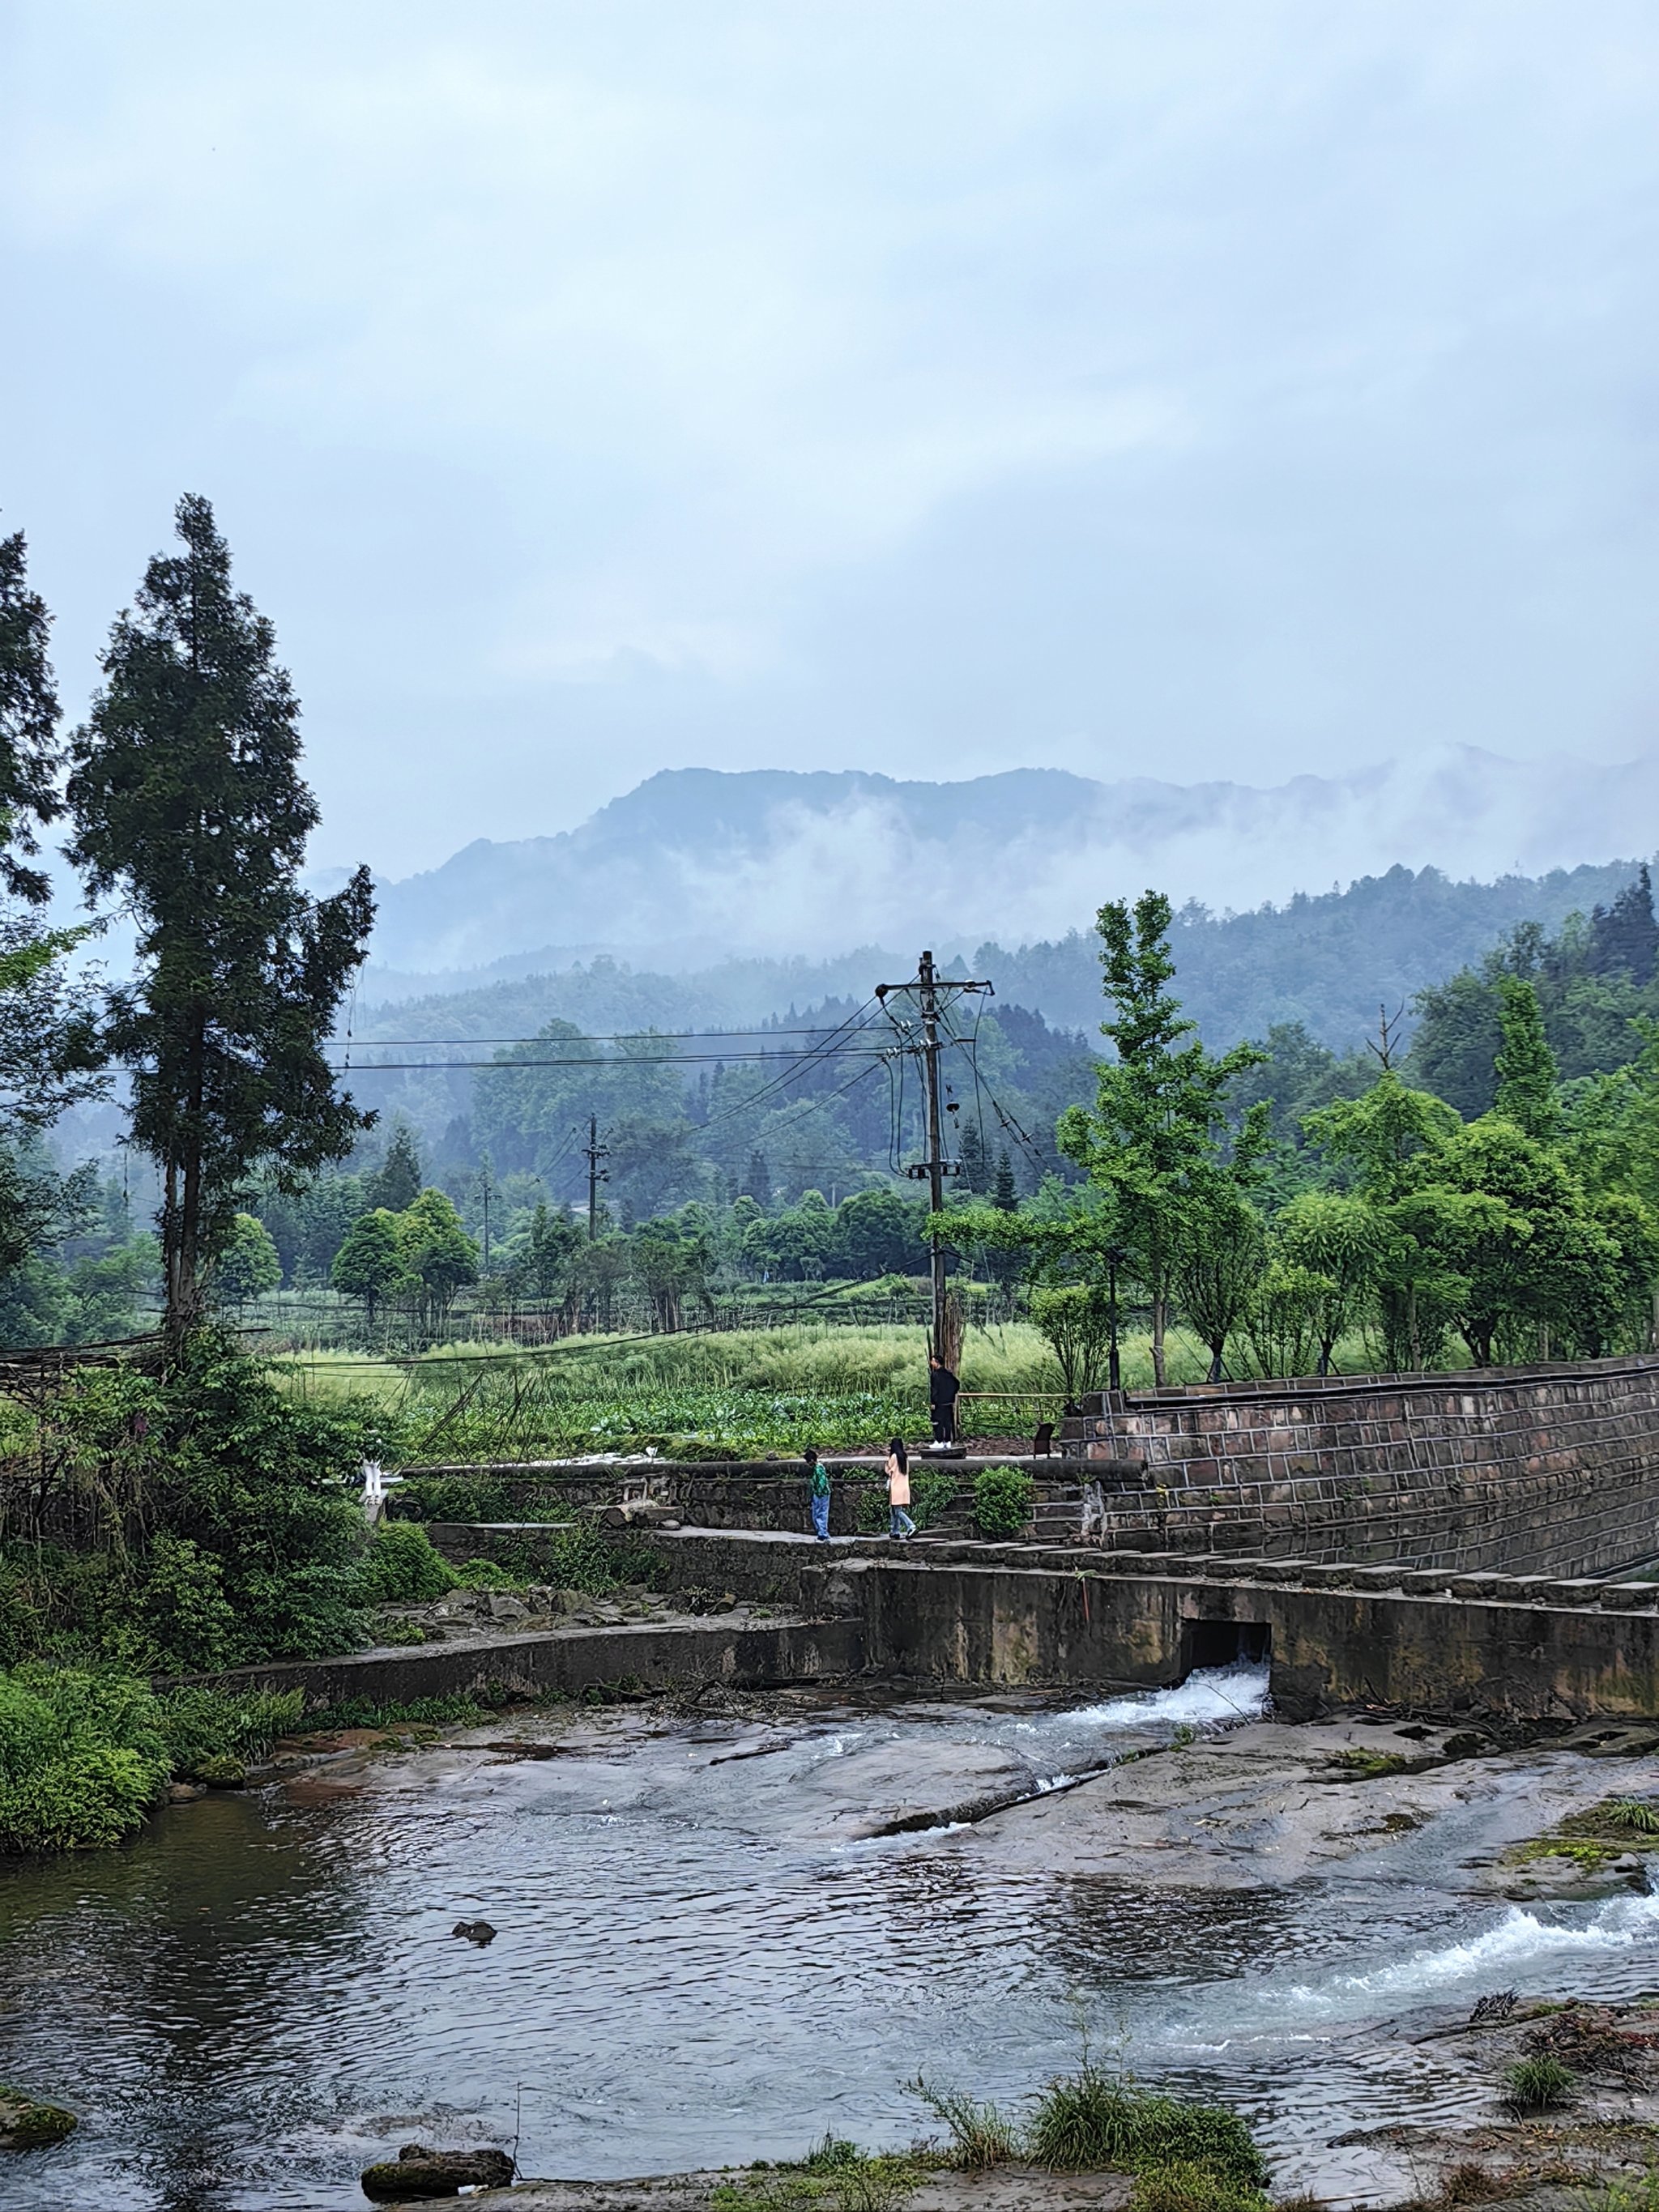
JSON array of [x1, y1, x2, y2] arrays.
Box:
[[928, 1354, 960, 1445]]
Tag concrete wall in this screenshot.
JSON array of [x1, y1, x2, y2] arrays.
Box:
[[1081, 1354, 1659, 1577], [799, 1552, 1659, 1721], [177, 1616, 863, 1711]]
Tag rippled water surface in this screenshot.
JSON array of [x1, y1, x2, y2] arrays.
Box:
[[3, 1666, 1657, 2211]]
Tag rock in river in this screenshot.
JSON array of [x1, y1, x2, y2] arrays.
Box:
[[360, 2142, 514, 2199], [0, 2085, 77, 2149]]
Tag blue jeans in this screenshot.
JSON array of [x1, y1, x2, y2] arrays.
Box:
[[889, 1505, 915, 1538], [811, 1491, 830, 1541]]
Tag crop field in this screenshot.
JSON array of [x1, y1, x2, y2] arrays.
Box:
[[270, 1317, 1334, 1464]]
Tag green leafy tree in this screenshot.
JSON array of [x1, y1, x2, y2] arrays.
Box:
[[1176, 1194, 1266, 1383], [396, 1188, 478, 1333], [213, 1212, 280, 1309], [1028, 1282, 1115, 1401], [1275, 1191, 1385, 1374], [65, 496, 375, 1350], [1057, 891, 1268, 1383], [330, 1208, 407, 1328], [1243, 1260, 1329, 1379], [1493, 975, 1561, 1143]]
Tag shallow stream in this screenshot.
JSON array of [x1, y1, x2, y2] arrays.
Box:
[[3, 1668, 1657, 2210]]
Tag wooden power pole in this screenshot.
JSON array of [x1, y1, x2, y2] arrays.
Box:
[[876, 950, 993, 1357]]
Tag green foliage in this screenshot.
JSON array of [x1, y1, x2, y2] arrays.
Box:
[[1500, 2054, 1575, 2113], [64, 492, 374, 1336], [0, 1332, 382, 1670], [1243, 1261, 1329, 1380], [301, 1690, 502, 1731], [1606, 1796, 1659, 1834], [1128, 2164, 1268, 2212], [973, 1465, 1034, 1539], [1057, 889, 1269, 1383], [906, 2076, 1017, 2168], [331, 1208, 407, 1323], [1026, 2070, 1266, 2186], [0, 1664, 297, 1855], [360, 1522, 457, 1605], [1029, 1281, 1116, 1399], [214, 1211, 281, 1307], [1493, 976, 1561, 1142], [397, 1188, 479, 1330], [104, 1532, 241, 1676], [712, 2140, 924, 2212]]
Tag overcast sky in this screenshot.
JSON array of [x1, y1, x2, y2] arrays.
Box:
[[4, 2, 1658, 880]]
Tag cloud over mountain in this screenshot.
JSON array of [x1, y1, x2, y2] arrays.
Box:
[[366, 751, 1659, 977]]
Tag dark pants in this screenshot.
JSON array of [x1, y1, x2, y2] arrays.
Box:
[[931, 1405, 955, 1443]]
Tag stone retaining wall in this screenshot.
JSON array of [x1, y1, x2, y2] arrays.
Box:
[[175, 1615, 863, 1711], [1080, 1354, 1659, 1576]]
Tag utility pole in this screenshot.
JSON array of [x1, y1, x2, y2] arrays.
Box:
[[582, 1115, 609, 1242], [876, 949, 994, 1359]]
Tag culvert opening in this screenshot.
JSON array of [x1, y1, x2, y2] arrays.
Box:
[[1180, 1618, 1271, 1677]]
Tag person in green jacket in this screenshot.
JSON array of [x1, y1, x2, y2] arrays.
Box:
[[805, 1447, 832, 1541]]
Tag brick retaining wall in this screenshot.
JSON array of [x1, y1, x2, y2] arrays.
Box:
[[1081, 1354, 1659, 1575]]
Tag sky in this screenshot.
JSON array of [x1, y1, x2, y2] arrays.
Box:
[[4, 2, 1659, 882]]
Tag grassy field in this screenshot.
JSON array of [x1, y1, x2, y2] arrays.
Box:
[[273, 1316, 1366, 1464]]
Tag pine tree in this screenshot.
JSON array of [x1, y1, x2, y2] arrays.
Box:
[[65, 496, 374, 1349], [957, 1123, 989, 1193], [366, 1123, 423, 1213], [992, 1150, 1018, 1212], [0, 522, 62, 903], [1590, 865, 1659, 985], [742, 1149, 772, 1208], [1493, 975, 1561, 1143]]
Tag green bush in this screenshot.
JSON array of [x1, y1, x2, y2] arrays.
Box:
[[0, 1665, 306, 1854], [1027, 2073, 1265, 2187], [1128, 2163, 1268, 2211], [1128, 2164, 1267, 2212], [1501, 2054, 1575, 2113], [360, 1521, 456, 1604], [104, 1533, 241, 1676], [0, 1666, 168, 1852], [973, 1465, 1034, 1540]]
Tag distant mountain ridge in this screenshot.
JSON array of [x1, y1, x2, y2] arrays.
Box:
[[365, 750, 1659, 977]]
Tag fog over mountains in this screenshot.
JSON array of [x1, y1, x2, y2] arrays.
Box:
[[360, 748, 1659, 987]]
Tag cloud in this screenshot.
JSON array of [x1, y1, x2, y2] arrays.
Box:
[[3, 2, 1659, 876]]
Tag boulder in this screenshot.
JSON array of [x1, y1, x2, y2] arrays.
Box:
[[0, 2086, 77, 2149], [193, 1756, 247, 1789], [360, 2143, 514, 2200], [487, 1592, 530, 1623], [451, 1919, 497, 1944]]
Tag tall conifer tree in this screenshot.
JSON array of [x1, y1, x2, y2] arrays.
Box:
[[0, 521, 62, 904], [1493, 974, 1561, 1143], [66, 495, 374, 1347]]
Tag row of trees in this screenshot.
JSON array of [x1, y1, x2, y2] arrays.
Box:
[[946, 890, 1659, 1387]]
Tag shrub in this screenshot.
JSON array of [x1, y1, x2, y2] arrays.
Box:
[[1607, 1796, 1659, 1834], [1500, 2054, 1575, 2113], [1028, 2072, 1265, 2187], [972, 1465, 1034, 1540], [104, 1532, 240, 1676], [359, 1522, 456, 1605], [0, 1666, 169, 1852], [907, 2076, 1017, 2168], [1128, 2163, 1269, 2211], [155, 1686, 302, 1780]]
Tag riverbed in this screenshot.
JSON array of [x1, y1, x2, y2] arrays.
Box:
[[3, 1669, 1657, 2210]]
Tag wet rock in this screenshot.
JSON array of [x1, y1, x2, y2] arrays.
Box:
[[488, 1592, 531, 1623], [451, 1918, 497, 1944], [0, 2085, 77, 2148], [360, 2142, 514, 2199], [168, 1780, 207, 1803]]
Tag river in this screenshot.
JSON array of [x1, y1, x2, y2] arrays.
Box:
[[3, 1668, 1656, 2210]]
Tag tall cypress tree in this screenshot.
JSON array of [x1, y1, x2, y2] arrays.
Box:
[[1493, 974, 1561, 1143], [0, 521, 62, 904], [66, 495, 375, 1347]]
